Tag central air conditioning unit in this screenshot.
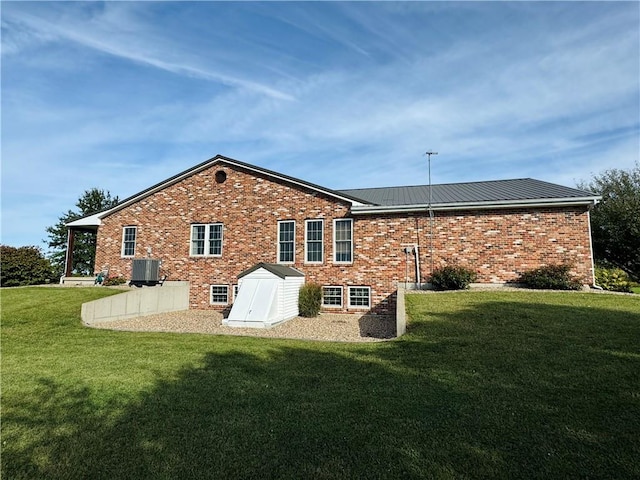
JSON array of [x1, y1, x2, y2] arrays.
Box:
[[130, 259, 161, 287]]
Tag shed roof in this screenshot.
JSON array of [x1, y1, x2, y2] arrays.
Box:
[[238, 263, 305, 279]]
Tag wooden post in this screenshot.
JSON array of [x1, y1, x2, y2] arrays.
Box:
[[64, 229, 75, 277]]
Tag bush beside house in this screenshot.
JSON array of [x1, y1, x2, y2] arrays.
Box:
[[518, 264, 582, 290], [595, 266, 632, 293], [431, 265, 478, 290], [299, 283, 322, 317]]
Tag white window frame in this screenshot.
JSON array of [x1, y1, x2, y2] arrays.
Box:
[[210, 285, 229, 305], [121, 226, 137, 258], [348, 286, 371, 309], [333, 218, 353, 264], [305, 219, 324, 264], [232, 284, 239, 303], [322, 286, 343, 308], [277, 220, 295, 264], [190, 223, 223, 257]]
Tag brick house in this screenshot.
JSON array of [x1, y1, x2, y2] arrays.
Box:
[[66, 154, 600, 315]]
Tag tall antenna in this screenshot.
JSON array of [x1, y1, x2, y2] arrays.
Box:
[[426, 151, 438, 284]]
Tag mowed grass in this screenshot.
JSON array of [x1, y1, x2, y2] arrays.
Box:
[[2, 288, 639, 479]]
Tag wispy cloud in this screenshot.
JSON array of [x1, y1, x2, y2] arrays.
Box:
[[1, 2, 637, 247], [2, 4, 295, 101]]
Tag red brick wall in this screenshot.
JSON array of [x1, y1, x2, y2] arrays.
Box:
[[353, 208, 594, 286], [95, 162, 595, 314]]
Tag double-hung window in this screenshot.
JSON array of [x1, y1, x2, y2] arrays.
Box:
[[305, 219, 324, 263], [333, 219, 353, 263], [191, 223, 223, 256], [121, 226, 137, 257], [278, 220, 295, 263]]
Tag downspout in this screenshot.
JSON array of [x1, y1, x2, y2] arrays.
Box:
[[414, 244, 421, 289]]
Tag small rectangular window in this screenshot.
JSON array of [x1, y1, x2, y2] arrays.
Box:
[[278, 220, 295, 263], [334, 219, 353, 263], [305, 219, 324, 263], [322, 286, 343, 308], [348, 286, 370, 309], [232, 284, 239, 302], [122, 226, 137, 257], [191, 224, 223, 256], [210, 285, 229, 304]]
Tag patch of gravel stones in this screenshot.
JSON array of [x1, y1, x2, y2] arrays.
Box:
[[88, 310, 396, 343]]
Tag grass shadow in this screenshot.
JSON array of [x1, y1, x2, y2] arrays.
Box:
[[4, 346, 472, 479]]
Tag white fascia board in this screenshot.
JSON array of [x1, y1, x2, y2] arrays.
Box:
[[350, 196, 601, 215], [65, 212, 104, 227]]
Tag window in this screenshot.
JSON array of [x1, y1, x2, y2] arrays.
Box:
[[122, 226, 137, 257], [322, 286, 343, 308], [348, 286, 371, 308], [232, 284, 239, 302], [334, 219, 353, 263], [210, 285, 229, 304], [191, 223, 223, 256], [305, 219, 324, 263], [278, 220, 295, 263]]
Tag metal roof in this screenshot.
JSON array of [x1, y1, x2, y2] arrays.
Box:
[[339, 178, 598, 206], [66, 156, 601, 228]]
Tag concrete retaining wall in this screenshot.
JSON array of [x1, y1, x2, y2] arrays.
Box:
[[82, 282, 190, 325], [60, 276, 96, 286]]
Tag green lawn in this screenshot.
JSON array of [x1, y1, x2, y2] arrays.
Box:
[[2, 287, 639, 479]]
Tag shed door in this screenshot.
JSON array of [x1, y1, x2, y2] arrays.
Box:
[[228, 278, 279, 322]]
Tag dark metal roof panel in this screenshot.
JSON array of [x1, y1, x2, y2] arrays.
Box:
[[339, 179, 597, 206], [238, 262, 305, 279]]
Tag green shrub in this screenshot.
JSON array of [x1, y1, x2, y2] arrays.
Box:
[[431, 265, 477, 290], [299, 282, 322, 317], [595, 266, 632, 293], [103, 276, 128, 286], [518, 264, 582, 290], [0, 245, 54, 287]]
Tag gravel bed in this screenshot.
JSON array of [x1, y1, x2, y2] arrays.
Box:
[[87, 310, 396, 342]]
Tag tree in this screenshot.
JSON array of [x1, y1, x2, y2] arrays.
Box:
[[578, 162, 640, 279], [46, 188, 119, 277], [0, 245, 54, 287]]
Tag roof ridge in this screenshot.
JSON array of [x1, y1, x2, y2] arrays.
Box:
[[340, 178, 535, 192]]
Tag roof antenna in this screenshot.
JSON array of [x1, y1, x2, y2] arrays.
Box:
[[425, 151, 438, 285]]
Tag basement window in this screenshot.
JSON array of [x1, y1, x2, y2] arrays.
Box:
[[322, 286, 343, 308], [348, 286, 371, 309], [210, 285, 229, 305]]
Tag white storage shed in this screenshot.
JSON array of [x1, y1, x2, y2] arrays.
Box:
[[224, 263, 305, 328]]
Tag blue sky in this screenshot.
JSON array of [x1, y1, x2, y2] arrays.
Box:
[[2, 1, 639, 249]]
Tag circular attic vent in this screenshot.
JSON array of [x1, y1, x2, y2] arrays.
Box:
[[215, 170, 227, 184]]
